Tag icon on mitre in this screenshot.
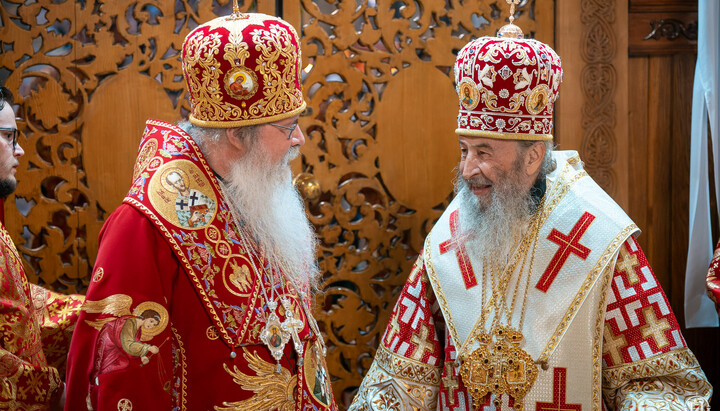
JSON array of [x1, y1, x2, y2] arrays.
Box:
[[225, 66, 258, 100]]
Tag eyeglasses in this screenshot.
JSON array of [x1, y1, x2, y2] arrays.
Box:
[[269, 122, 298, 140], [0, 128, 18, 151]]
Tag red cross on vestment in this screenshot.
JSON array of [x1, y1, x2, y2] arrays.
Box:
[[536, 212, 595, 293], [439, 209, 478, 289], [535, 368, 581, 411]]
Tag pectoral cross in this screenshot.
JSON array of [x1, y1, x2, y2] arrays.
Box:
[[280, 297, 305, 365]]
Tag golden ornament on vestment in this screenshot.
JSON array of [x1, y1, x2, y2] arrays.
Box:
[[303, 340, 333, 406], [459, 326, 538, 410], [148, 160, 218, 230], [215, 348, 298, 411], [82, 295, 169, 342]]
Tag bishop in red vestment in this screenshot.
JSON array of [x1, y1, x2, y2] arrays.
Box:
[[65, 6, 337, 410]]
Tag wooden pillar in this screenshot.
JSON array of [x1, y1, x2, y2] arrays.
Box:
[[555, 0, 630, 209]]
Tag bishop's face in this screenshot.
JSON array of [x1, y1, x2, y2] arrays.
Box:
[[257, 115, 305, 167], [458, 135, 527, 210]]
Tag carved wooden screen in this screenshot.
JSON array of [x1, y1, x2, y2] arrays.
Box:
[[0, 0, 552, 408], [293, 1, 551, 405]]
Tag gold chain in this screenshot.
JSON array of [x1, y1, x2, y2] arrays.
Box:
[[505, 196, 545, 329], [518, 221, 541, 331], [459, 194, 546, 356], [458, 196, 546, 410], [494, 196, 545, 331]]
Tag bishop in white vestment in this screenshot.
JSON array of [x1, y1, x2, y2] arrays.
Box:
[[350, 13, 712, 411]]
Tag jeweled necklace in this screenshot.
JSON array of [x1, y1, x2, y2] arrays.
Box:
[[458, 196, 544, 410]]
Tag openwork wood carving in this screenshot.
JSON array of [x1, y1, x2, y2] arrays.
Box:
[[580, 0, 617, 195], [1, 0, 550, 408]]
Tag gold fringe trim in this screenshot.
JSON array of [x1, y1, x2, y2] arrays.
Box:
[[189, 103, 307, 128]]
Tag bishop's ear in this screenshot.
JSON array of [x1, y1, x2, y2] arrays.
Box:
[[225, 128, 247, 155], [524, 141, 546, 176]]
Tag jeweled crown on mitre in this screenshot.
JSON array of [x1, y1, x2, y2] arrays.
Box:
[[454, 13, 563, 141], [182, 6, 306, 128]]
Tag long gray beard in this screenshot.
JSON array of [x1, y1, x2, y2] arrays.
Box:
[[222, 144, 320, 290], [454, 168, 536, 262]]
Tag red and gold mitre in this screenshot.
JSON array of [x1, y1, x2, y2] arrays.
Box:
[[454, 22, 562, 141], [182, 9, 306, 128]]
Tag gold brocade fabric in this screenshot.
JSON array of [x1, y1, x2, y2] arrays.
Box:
[[349, 345, 441, 411], [603, 348, 712, 410], [0, 222, 84, 409]]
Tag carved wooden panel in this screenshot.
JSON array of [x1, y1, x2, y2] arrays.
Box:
[[628, 0, 698, 57], [578, 0, 619, 197], [292, 0, 552, 406], [1, 0, 553, 408]]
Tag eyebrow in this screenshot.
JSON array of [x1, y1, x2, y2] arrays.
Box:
[[460, 140, 494, 151]]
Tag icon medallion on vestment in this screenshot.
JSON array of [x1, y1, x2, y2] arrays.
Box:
[[148, 160, 218, 230]]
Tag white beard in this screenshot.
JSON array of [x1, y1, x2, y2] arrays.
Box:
[[222, 143, 320, 290], [455, 165, 536, 262]]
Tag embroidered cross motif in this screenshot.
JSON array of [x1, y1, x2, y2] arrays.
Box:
[[439, 210, 478, 289], [536, 212, 596, 292], [616, 245, 641, 285], [175, 198, 189, 209], [384, 319, 401, 346], [535, 368, 581, 411], [410, 324, 434, 360], [640, 306, 670, 349], [189, 191, 200, 205], [602, 323, 627, 366], [442, 362, 459, 406]]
